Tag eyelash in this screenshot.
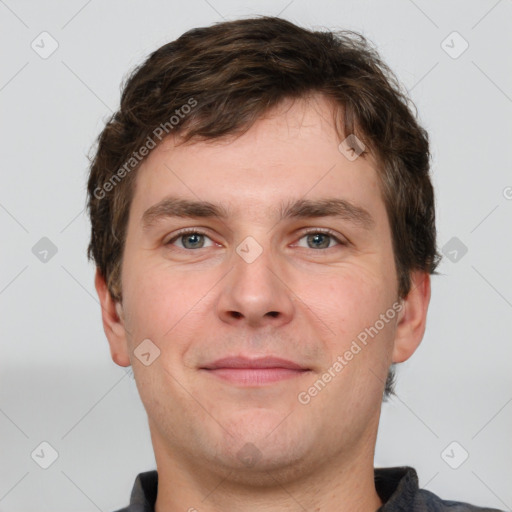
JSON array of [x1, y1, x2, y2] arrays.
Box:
[[165, 227, 347, 250]]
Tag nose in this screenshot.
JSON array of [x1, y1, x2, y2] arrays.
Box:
[[215, 239, 295, 329]]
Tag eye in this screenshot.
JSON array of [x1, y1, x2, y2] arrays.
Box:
[[165, 229, 215, 250], [164, 228, 347, 251], [295, 229, 346, 250]]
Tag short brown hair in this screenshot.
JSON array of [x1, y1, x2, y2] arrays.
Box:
[[86, 16, 441, 399]]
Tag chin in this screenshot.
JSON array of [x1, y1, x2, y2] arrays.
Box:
[[207, 414, 316, 476], [210, 443, 315, 487]]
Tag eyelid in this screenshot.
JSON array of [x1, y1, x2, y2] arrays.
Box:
[[165, 227, 348, 249], [164, 227, 214, 246], [293, 227, 348, 248]]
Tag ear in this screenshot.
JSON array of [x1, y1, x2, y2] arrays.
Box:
[[392, 271, 431, 363], [94, 268, 131, 367]]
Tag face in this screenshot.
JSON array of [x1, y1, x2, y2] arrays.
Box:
[[98, 94, 429, 483]]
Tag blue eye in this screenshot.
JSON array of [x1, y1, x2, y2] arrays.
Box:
[[166, 230, 214, 250], [295, 229, 345, 250], [165, 228, 346, 251]]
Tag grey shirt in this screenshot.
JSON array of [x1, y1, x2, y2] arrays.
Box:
[[113, 466, 504, 511]]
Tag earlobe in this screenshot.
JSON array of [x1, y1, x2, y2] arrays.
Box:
[[94, 268, 131, 367], [391, 271, 431, 364]]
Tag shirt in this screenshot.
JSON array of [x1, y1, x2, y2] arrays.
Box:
[[113, 466, 504, 512]]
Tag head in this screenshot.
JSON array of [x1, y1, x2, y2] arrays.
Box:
[[87, 16, 440, 481]]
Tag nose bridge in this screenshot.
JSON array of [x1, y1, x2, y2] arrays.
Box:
[[216, 231, 295, 327], [236, 234, 278, 289]]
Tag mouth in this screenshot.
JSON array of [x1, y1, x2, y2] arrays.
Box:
[[200, 356, 311, 386]]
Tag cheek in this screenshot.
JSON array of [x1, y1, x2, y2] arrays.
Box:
[[121, 259, 175, 340], [299, 265, 392, 327], [121, 258, 216, 347], [293, 265, 398, 377]]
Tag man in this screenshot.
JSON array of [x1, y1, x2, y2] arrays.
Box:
[[87, 16, 502, 512]]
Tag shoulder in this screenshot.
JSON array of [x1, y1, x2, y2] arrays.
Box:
[[111, 470, 158, 512], [413, 487, 505, 512], [375, 466, 504, 512]]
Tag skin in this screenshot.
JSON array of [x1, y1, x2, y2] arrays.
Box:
[[95, 94, 430, 512]]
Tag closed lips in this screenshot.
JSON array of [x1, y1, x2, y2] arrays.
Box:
[[201, 356, 309, 371]]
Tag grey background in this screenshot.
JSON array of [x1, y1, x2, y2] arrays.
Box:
[[1, 0, 511, 510]]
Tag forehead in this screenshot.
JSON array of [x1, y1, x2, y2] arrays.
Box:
[[129, 95, 385, 226]]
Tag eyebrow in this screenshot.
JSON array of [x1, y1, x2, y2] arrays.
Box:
[[141, 196, 375, 231]]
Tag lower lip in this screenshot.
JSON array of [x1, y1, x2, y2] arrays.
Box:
[[203, 368, 309, 385]]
